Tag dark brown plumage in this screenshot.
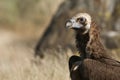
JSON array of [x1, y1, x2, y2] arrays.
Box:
[[66, 13, 120, 80]]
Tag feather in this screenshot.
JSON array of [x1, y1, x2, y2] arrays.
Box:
[[67, 13, 120, 80]]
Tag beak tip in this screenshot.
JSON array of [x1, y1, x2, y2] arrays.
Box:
[[65, 22, 72, 29]]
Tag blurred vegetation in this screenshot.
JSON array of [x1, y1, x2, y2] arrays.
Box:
[[0, 0, 63, 38]]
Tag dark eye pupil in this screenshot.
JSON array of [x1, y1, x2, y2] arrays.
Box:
[[80, 18, 84, 21], [77, 17, 86, 23]]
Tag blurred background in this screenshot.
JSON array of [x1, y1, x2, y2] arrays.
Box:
[[0, 0, 120, 80]]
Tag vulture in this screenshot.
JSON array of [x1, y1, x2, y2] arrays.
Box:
[[65, 13, 120, 80]]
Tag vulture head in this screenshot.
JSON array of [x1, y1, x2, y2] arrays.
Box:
[[65, 13, 106, 59], [66, 13, 92, 34]]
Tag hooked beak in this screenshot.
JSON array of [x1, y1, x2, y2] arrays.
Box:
[[65, 20, 73, 29], [65, 19, 82, 29]]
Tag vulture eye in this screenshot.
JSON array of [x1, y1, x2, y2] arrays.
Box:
[[77, 17, 86, 23]]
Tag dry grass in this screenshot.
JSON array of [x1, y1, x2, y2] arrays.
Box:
[[0, 48, 70, 80], [0, 29, 72, 80]]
